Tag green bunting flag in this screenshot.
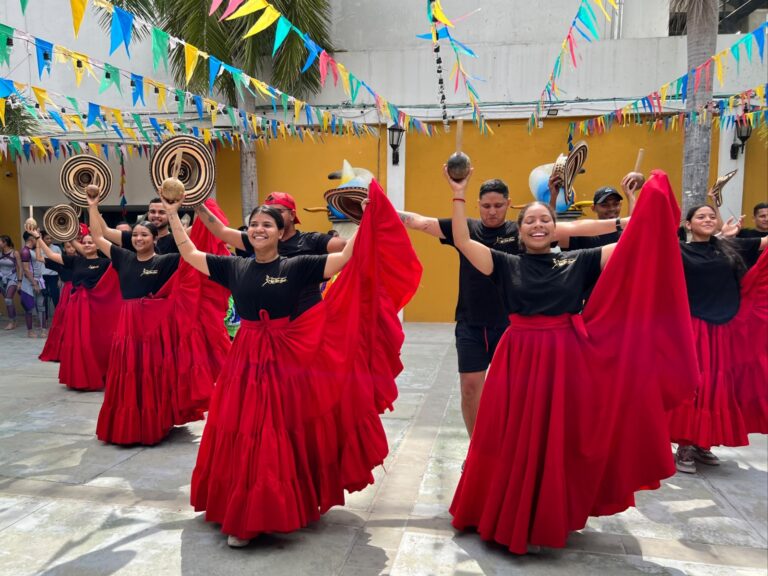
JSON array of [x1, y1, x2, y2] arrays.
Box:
[[0, 25, 13, 67], [152, 27, 170, 72]]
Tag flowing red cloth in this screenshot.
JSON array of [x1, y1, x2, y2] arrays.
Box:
[[669, 248, 768, 445], [57, 268, 121, 391], [39, 281, 72, 362], [96, 199, 231, 445], [450, 170, 699, 554], [190, 180, 422, 539]]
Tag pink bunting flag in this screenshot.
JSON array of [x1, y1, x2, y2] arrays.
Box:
[[209, 0, 225, 15], [319, 51, 330, 87], [220, 0, 246, 20], [566, 32, 577, 67]]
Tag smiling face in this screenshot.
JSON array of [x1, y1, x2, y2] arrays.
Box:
[[478, 192, 510, 229], [519, 203, 556, 253], [247, 212, 283, 252], [147, 202, 169, 231], [80, 235, 97, 257], [686, 206, 718, 240], [131, 225, 156, 255], [593, 196, 622, 220]]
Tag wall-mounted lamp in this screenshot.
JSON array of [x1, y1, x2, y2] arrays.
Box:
[[388, 124, 405, 165], [730, 112, 752, 159]]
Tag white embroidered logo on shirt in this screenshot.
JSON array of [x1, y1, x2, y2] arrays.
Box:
[[262, 275, 287, 287], [140, 268, 159, 277]]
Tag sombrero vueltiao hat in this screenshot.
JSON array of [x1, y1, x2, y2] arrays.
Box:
[[710, 169, 737, 207], [551, 140, 588, 206], [60, 154, 112, 207], [43, 204, 80, 243], [324, 160, 373, 224], [149, 135, 216, 207]]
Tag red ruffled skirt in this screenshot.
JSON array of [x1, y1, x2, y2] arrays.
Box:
[[39, 281, 72, 362], [191, 307, 343, 538], [450, 314, 677, 554], [669, 249, 768, 445], [58, 269, 121, 391]]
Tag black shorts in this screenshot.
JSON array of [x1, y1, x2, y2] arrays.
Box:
[[454, 321, 508, 373]]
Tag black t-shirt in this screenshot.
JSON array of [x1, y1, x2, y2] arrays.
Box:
[[206, 254, 328, 320], [109, 246, 180, 300], [120, 230, 179, 255], [44, 258, 73, 283], [567, 231, 620, 250], [680, 238, 761, 324], [61, 255, 110, 289], [439, 218, 520, 327], [241, 229, 333, 310], [737, 228, 768, 239], [240, 229, 333, 258], [489, 248, 603, 316]]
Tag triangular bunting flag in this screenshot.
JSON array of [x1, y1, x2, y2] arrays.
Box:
[[70, 0, 87, 37]]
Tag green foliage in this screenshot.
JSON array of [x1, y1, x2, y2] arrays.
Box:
[[0, 99, 38, 136]]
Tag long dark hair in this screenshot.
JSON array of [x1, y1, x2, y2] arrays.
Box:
[[685, 205, 748, 280], [0, 235, 13, 250], [248, 205, 285, 230], [516, 202, 557, 252]]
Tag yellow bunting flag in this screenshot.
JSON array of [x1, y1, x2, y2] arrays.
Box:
[[165, 120, 176, 135], [147, 81, 168, 111], [243, 6, 281, 38], [0, 99, 6, 127], [126, 144, 134, 158], [322, 111, 329, 132], [227, 0, 268, 20], [337, 63, 351, 96], [184, 44, 200, 84], [205, 99, 218, 125], [70, 53, 95, 87], [756, 84, 765, 103], [278, 122, 287, 139], [92, 0, 112, 11], [30, 137, 46, 154], [124, 127, 138, 141], [69, 114, 85, 133], [31, 87, 55, 112], [203, 129, 212, 144], [88, 143, 101, 156], [293, 99, 303, 123], [659, 83, 669, 105], [593, 0, 611, 21], [432, 0, 454, 27], [70, 0, 87, 37], [113, 109, 125, 130], [714, 53, 724, 87]]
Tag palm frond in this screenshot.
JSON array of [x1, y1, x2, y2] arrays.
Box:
[[0, 98, 39, 136]]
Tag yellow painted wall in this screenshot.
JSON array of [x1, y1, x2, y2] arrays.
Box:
[[214, 147, 243, 227], [213, 118, 757, 323], [0, 158, 21, 248], [742, 134, 768, 219], [404, 117, 722, 322]]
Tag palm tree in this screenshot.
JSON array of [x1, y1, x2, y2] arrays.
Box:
[[672, 0, 719, 215], [0, 97, 38, 136], [103, 0, 333, 222]]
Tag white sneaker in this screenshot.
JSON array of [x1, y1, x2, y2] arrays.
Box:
[[227, 535, 250, 548]]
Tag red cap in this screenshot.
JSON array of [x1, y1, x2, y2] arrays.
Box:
[[265, 191, 300, 224], [78, 223, 90, 239]]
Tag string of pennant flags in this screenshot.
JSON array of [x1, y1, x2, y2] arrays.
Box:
[[570, 83, 768, 137], [208, 0, 437, 135], [531, 0, 619, 130], [0, 23, 378, 145], [568, 21, 768, 137], [418, 1, 492, 134]]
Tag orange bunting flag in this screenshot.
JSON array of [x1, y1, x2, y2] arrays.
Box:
[[243, 5, 281, 38], [88, 143, 101, 156]]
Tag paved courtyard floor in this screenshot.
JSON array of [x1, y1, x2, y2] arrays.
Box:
[[0, 322, 765, 575]]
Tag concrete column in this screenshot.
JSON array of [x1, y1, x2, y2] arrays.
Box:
[[716, 123, 746, 221]]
